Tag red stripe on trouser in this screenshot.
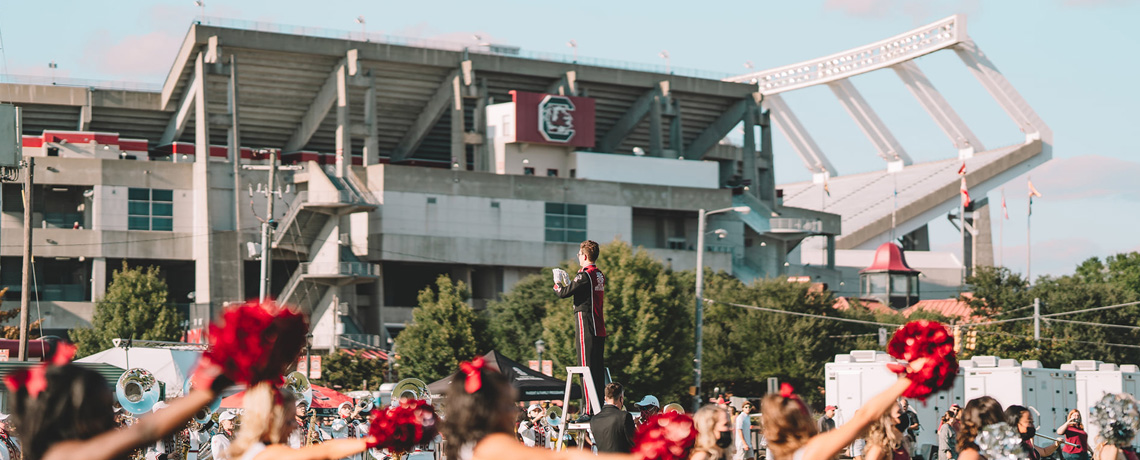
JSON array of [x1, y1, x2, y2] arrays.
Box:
[[578, 312, 590, 412]]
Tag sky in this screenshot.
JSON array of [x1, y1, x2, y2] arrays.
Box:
[[0, 0, 1137, 279]]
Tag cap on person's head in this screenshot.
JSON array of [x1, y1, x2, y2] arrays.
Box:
[[635, 395, 660, 408], [825, 405, 837, 411], [339, 402, 353, 412], [296, 399, 309, 407], [219, 411, 237, 422], [0, 413, 8, 421], [527, 404, 542, 412]]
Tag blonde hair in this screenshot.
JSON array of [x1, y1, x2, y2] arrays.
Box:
[[693, 405, 732, 459], [868, 405, 903, 452], [761, 393, 817, 460], [229, 382, 295, 459]]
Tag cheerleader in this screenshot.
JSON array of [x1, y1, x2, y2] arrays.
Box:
[[5, 342, 227, 460], [226, 383, 373, 460], [862, 402, 908, 460], [1088, 394, 1140, 460], [954, 396, 1004, 460], [761, 359, 929, 460]]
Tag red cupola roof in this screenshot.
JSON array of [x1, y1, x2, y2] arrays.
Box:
[[860, 242, 920, 274]]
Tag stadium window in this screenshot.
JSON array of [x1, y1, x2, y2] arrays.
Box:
[[544, 202, 587, 243], [524, 167, 535, 176], [547, 169, 558, 177], [128, 188, 174, 231]]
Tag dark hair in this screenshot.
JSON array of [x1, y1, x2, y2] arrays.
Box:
[[958, 396, 1004, 453], [10, 364, 117, 460], [441, 364, 515, 460], [580, 240, 599, 262], [1004, 405, 1029, 428], [605, 382, 624, 401]]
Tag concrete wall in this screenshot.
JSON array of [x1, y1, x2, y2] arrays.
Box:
[[572, 152, 719, 189]]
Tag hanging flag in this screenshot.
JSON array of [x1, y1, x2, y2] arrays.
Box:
[[1028, 178, 1041, 216], [1001, 190, 1009, 220], [958, 162, 967, 175], [960, 176, 971, 208], [823, 179, 830, 198]]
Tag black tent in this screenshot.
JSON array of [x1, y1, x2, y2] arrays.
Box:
[[428, 350, 582, 401]]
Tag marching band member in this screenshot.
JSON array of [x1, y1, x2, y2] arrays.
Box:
[[0, 413, 20, 460], [227, 382, 373, 460], [211, 411, 238, 460], [328, 402, 365, 460]]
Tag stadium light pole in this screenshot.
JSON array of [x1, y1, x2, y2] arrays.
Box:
[[693, 205, 750, 412], [567, 40, 578, 63], [659, 51, 671, 74], [355, 16, 366, 40]]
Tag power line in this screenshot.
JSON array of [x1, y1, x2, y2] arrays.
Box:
[[973, 329, 1140, 350], [1043, 317, 1140, 331], [705, 298, 904, 328], [1040, 300, 1140, 318], [967, 316, 1034, 327]]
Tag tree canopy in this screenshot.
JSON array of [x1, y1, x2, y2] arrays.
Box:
[[392, 275, 485, 382], [72, 262, 183, 357]]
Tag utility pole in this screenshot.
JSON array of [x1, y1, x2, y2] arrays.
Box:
[[1033, 297, 1041, 342], [258, 150, 277, 301], [18, 157, 33, 361]]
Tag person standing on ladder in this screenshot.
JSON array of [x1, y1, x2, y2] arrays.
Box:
[[555, 240, 607, 421]]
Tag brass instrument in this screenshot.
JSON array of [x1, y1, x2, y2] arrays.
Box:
[[663, 403, 685, 414], [115, 368, 161, 415], [285, 371, 314, 408], [306, 411, 323, 446], [389, 378, 431, 406]]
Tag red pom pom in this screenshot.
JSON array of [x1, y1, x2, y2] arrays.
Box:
[[632, 411, 698, 460], [886, 320, 959, 401], [367, 399, 438, 453], [201, 300, 309, 385]]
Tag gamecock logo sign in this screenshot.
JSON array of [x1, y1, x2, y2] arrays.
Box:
[[538, 95, 576, 143]]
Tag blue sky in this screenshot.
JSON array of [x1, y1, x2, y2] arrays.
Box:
[[1, 0, 1137, 278]]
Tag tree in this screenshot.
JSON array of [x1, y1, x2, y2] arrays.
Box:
[[392, 275, 483, 382], [315, 350, 388, 392], [0, 288, 42, 340], [486, 273, 558, 364], [541, 241, 694, 405], [72, 262, 183, 357]]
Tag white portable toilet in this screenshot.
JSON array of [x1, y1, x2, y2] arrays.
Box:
[[963, 356, 1077, 433], [825, 351, 965, 457], [1063, 360, 1140, 443]]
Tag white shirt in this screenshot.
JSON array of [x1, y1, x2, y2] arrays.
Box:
[[211, 432, 233, 460], [735, 413, 752, 448]]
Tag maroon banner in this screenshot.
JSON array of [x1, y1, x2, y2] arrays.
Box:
[[510, 90, 596, 148]]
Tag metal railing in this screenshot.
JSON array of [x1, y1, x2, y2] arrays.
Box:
[[0, 74, 163, 92], [338, 334, 385, 349], [194, 16, 733, 80], [298, 261, 379, 278]]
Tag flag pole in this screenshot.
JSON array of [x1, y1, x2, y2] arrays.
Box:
[[961, 198, 966, 288], [1027, 178, 1032, 283], [999, 188, 1004, 268]]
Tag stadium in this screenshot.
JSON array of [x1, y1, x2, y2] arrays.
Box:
[[0, 14, 1047, 350]]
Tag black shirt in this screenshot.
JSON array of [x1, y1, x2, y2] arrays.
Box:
[[590, 404, 635, 453]]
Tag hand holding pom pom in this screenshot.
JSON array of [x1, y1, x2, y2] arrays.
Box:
[[884, 320, 958, 401], [632, 411, 698, 460], [976, 422, 1027, 460], [367, 399, 438, 455], [200, 300, 309, 386], [1088, 393, 1140, 446]]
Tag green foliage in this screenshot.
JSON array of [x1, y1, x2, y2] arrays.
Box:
[[541, 241, 694, 404], [72, 262, 182, 357], [314, 351, 387, 392], [0, 288, 42, 340], [393, 276, 484, 382], [962, 256, 1140, 366], [486, 273, 557, 363]]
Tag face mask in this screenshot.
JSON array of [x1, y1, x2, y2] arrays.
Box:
[[1021, 425, 1036, 441], [717, 430, 733, 448]]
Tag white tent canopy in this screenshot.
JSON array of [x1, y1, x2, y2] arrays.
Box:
[[77, 346, 202, 395]]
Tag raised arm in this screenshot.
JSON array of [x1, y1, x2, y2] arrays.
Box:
[[474, 433, 634, 460], [1056, 420, 1070, 436], [256, 438, 373, 460], [796, 359, 928, 460], [44, 385, 220, 460], [554, 271, 588, 299]]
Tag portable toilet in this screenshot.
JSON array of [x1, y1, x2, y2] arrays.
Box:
[[963, 356, 1077, 433], [1063, 360, 1140, 443], [826, 350, 965, 457]]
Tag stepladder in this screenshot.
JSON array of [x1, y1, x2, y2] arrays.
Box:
[[554, 366, 603, 451]]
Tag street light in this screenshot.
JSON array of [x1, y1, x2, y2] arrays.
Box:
[[693, 205, 749, 411], [535, 339, 546, 375]]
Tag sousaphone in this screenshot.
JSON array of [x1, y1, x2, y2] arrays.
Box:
[[389, 378, 431, 406], [116, 368, 161, 415], [284, 371, 314, 408]]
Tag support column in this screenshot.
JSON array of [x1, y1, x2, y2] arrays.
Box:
[[363, 72, 380, 166], [826, 235, 836, 270], [971, 199, 994, 269], [335, 64, 350, 178], [669, 99, 684, 159], [450, 74, 465, 170], [191, 51, 214, 310], [472, 79, 490, 171], [762, 94, 837, 181], [742, 103, 758, 199], [892, 61, 984, 158], [227, 54, 245, 299], [827, 79, 912, 166], [648, 93, 664, 157], [757, 110, 776, 207], [91, 257, 107, 300]]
